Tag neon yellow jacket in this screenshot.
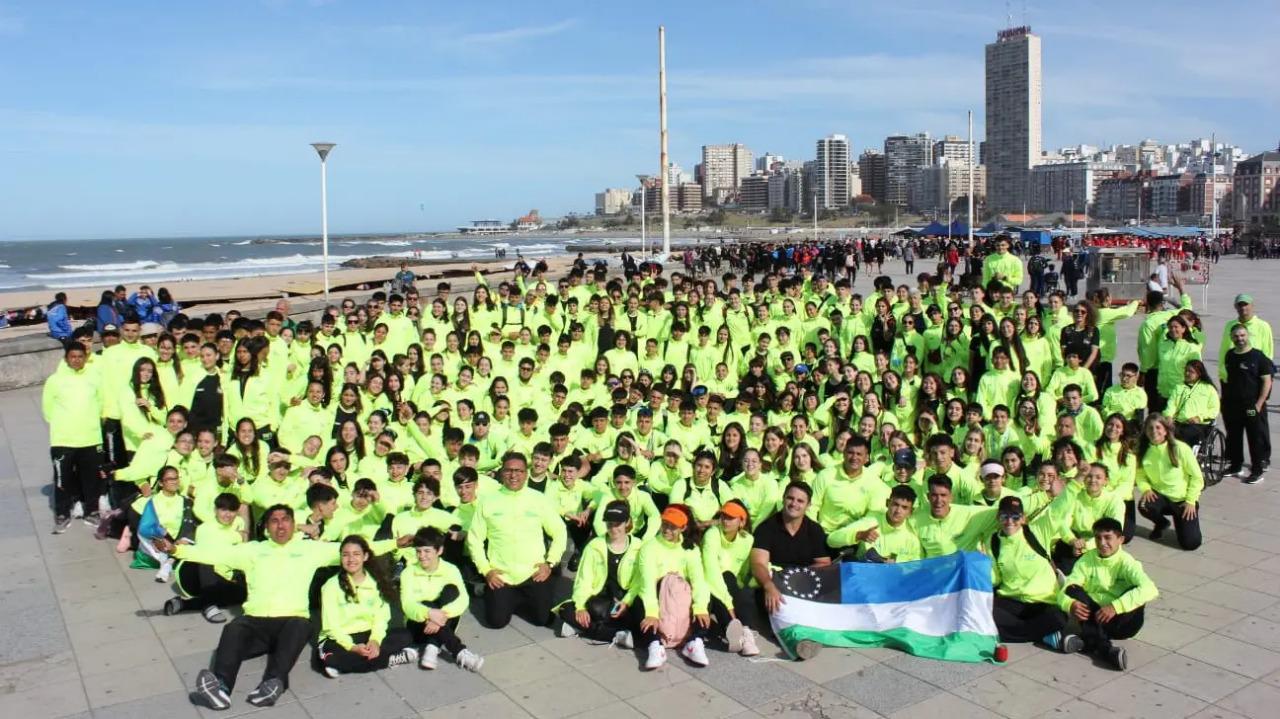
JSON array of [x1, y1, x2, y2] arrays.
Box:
[[1101, 384, 1147, 421], [1166, 382, 1220, 424], [465, 485, 567, 584], [173, 537, 390, 618], [633, 535, 710, 618], [570, 535, 641, 609], [1057, 547, 1158, 614], [982, 253, 1024, 289], [701, 525, 753, 610], [400, 559, 469, 623], [320, 573, 391, 649], [42, 360, 102, 447], [278, 401, 336, 455], [809, 463, 890, 532], [991, 529, 1058, 604], [1136, 440, 1203, 505]]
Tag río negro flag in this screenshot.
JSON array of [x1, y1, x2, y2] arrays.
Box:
[[769, 551, 998, 663]]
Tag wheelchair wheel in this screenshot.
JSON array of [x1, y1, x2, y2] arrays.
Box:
[[1198, 428, 1228, 487]]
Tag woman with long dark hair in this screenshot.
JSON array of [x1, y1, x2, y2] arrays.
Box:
[[121, 357, 168, 451], [316, 535, 417, 677], [1136, 414, 1203, 551]]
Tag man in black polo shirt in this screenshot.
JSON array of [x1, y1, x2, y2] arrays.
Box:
[[1223, 325, 1274, 484], [750, 481, 834, 659]]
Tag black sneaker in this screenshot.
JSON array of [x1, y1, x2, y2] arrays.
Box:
[[1149, 523, 1168, 541], [1245, 473, 1265, 485], [1107, 646, 1127, 671], [567, 551, 581, 573], [83, 511, 102, 527], [190, 669, 230, 711], [52, 515, 72, 534], [245, 678, 284, 707]]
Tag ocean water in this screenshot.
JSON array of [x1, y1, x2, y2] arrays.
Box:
[[0, 234, 584, 290]]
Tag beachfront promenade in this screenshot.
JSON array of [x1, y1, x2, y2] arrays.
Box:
[[2, 257, 1279, 719]]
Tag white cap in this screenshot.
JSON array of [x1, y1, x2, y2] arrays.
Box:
[[980, 461, 1005, 478], [140, 322, 163, 336]]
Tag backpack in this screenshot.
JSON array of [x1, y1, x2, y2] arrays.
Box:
[[656, 573, 693, 647]]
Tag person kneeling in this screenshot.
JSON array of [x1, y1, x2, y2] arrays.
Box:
[[401, 527, 484, 672], [1058, 518, 1158, 671], [316, 535, 418, 678], [557, 500, 640, 647]]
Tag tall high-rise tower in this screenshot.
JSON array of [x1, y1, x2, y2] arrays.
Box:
[[815, 134, 851, 210], [985, 26, 1042, 213]]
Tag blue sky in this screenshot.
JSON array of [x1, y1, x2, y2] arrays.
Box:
[[1, 0, 1276, 240]]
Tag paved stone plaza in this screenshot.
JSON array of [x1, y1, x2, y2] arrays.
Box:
[[3, 255, 1279, 719]]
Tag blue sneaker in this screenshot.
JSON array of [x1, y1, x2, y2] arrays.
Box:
[[1043, 631, 1083, 654]]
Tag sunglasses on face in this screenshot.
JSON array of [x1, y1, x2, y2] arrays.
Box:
[[997, 512, 1023, 522]]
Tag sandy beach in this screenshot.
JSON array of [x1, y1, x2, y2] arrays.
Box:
[[0, 253, 595, 310], [0, 252, 600, 340]]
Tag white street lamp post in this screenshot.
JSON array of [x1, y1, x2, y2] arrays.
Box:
[[311, 142, 336, 302]]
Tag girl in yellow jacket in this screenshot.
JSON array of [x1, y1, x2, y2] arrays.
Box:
[[556, 500, 641, 643], [630, 505, 712, 671], [317, 535, 418, 677], [1136, 414, 1204, 551]]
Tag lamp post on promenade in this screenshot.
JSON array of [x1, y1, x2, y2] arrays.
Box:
[[311, 142, 336, 301], [637, 175, 650, 256]]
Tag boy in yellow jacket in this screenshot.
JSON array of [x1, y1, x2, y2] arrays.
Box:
[[1058, 517, 1158, 671]]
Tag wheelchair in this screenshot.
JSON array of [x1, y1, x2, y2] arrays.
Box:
[[1177, 422, 1228, 488]]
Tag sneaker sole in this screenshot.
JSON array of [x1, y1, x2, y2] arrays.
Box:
[[1113, 648, 1128, 671], [1062, 635, 1085, 654]]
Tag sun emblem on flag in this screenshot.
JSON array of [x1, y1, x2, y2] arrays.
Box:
[[779, 566, 823, 599]]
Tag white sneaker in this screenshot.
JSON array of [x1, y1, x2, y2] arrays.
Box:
[[558, 621, 578, 638], [740, 629, 761, 657], [155, 560, 173, 583], [613, 629, 634, 650], [456, 648, 484, 672], [322, 666, 340, 679], [99, 495, 113, 515], [680, 638, 710, 667], [419, 644, 439, 670], [387, 646, 419, 668], [70, 501, 84, 519], [644, 641, 667, 670], [725, 618, 745, 653]]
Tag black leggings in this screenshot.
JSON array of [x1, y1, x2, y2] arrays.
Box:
[[1138, 493, 1202, 550], [316, 629, 411, 674], [1063, 586, 1144, 653], [992, 596, 1066, 644], [407, 617, 464, 655], [558, 594, 629, 641], [629, 595, 707, 647], [483, 577, 555, 628], [707, 571, 760, 636], [175, 561, 247, 609]]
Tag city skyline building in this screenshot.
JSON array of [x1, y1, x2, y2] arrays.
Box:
[[985, 26, 1043, 213], [814, 134, 851, 210]]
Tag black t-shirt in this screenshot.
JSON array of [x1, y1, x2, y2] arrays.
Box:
[[188, 373, 223, 432], [752, 512, 832, 567], [605, 544, 627, 600], [1223, 348, 1275, 406], [1059, 325, 1099, 363]]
